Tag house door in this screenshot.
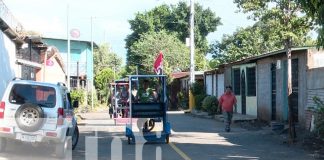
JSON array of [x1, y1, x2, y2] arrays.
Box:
[[291, 59, 299, 122], [241, 70, 246, 115], [271, 63, 277, 120]]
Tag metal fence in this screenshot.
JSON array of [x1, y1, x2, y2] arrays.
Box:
[[65, 61, 87, 77]]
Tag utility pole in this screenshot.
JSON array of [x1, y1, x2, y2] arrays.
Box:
[[285, 0, 296, 143], [189, 0, 195, 112], [67, 4, 71, 90], [77, 61, 80, 89], [113, 57, 116, 80], [189, 0, 195, 84], [91, 16, 94, 110]]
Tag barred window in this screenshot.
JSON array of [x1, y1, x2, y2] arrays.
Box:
[[247, 67, 256, 96], [233, 68, 241, 95]]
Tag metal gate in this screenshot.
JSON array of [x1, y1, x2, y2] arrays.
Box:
[[241, 70, 246, 115], [271, 63, 276, 120], [291, 59, 299, 122]]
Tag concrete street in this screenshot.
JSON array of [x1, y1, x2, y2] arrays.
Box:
[[0, 111, 314, 160]]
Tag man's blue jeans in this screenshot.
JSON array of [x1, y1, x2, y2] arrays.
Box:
[[223, 111, 233, 131]]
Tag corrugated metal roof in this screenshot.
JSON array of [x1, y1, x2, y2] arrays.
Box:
[[42, 37, 99, 48], [224, 47, 311, 66], [171, 71, 204, 79]]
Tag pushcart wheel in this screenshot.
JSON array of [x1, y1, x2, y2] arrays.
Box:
[[128, 137, 131, 144], [166, 135, 169, 144], [143, 119, 155, 132]]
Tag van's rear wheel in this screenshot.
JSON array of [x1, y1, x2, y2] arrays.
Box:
[[72, 126, 79, 150], [0, 138, 6, 153]]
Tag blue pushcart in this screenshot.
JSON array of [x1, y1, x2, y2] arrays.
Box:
[[125, 75, 171, 144]]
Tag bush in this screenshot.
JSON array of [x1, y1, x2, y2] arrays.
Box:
[[313, 96, 324, 138], [70, 89, 85, 104], [192, 82, 204, 95], [177, 90, 188, 109], [194, 94, 206, 111], [202, 95, 219, 115], [87, 89, 99, 108]]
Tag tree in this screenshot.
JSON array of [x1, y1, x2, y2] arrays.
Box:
[[93, 43, 123, 103], [209, 25, 271, 64], [94, 43, 122, 76], [125, 2, 221, 70], [210, 20, 315, 68], [297, 0, 324, 47], [168, 2, 221, 53], [234, 0, 312, 47], [234, 0, 313, 142], [94, 68, 114, 103], [129, 30, 190, 77], [195, 48, 210, 70]]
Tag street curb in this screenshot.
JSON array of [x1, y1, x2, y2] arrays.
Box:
[[189, 110, 258, 123], [76, 114, 86, 120], [190, 110, 219, 121]]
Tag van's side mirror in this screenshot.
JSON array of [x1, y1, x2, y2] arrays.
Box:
[[73, 101, 79, 108]]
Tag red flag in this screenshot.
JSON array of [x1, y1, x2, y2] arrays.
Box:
[[154, 51, 163, 75]]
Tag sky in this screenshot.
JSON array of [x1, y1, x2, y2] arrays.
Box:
[[3, 0, 253, 63]]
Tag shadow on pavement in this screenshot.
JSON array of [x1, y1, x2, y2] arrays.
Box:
[[167, 112, 314, 160]]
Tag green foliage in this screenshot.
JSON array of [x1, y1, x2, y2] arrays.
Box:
[[194, 94, 206, 111], [235, 0, 312, 43], [192, 82, 204, 95], [208, 58, 223, 69], [191, 81, 205, 110], [177, 90, 188, 109], [297, 0, 324, 48], [202, 95, 219, 115], [209, 24, 286, 64], [94, 43, 122, 76], [94, 43, 123, 104], [210, 0, 313, 65], [130, 30, 190, 76], [313, 96, 324, 137], [126, 2, 221, 52], [94, 68, 114, 103], [70, 89, 85, 105], [126, 1, 221, 72], [87, 89, 99, 107], [195, 49, 210, 70]]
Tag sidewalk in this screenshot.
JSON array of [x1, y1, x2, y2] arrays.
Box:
[[190, 109, 257, 123], [76, 109, 136, 126], [76, 109, 112, 126]]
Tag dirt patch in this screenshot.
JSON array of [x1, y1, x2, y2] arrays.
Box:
[[302, 133, 324, 159], [236, 120, 270, 131]]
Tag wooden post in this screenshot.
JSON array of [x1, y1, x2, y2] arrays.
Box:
[[284, 0, 296, 143]]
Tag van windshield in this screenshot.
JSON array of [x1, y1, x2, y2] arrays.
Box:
[[9, 84, 56, 108]]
